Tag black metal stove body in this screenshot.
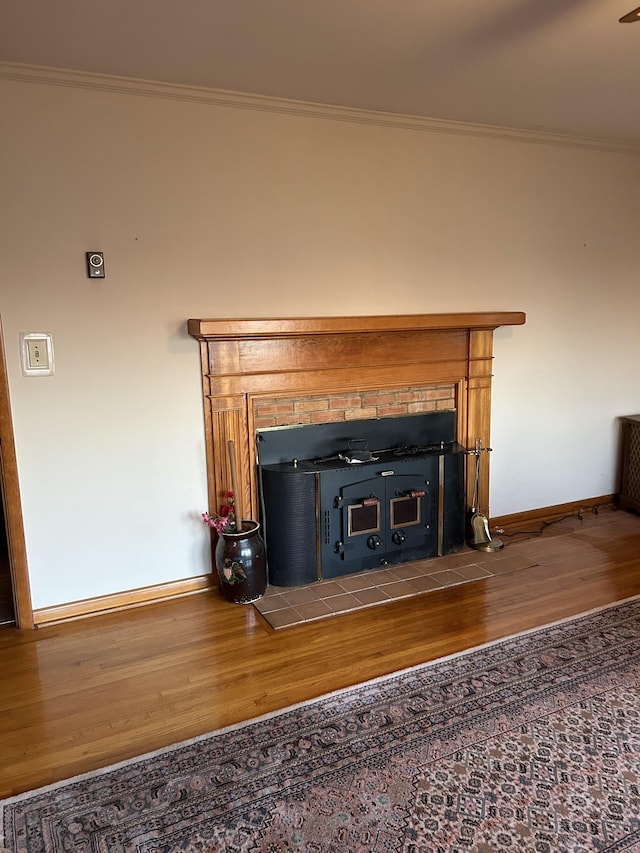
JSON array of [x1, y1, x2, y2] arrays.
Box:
[[257, 412, 465, 586]]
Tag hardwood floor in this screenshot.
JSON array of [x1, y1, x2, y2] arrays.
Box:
[[1, 506, 640, 799]]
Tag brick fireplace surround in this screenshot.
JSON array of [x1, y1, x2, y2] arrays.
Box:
[[188, 313, 525, 523]]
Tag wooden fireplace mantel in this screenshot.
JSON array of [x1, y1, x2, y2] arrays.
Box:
[[188, 312, 525, 521], [188, 312, 525, 340]]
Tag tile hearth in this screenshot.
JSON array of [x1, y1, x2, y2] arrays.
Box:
[[254, 545, 538, 629]]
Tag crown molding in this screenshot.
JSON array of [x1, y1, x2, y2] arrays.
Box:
[[1, 61, 639, 155]]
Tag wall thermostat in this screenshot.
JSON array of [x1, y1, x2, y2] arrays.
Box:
[[86, 251, 105, 278]]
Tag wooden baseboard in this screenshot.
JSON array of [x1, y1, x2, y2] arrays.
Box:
[[33, 574, 214, 627], [490, 495, 617, 533]]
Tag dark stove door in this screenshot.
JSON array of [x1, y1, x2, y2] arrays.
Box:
[[319, 460, 439, 578], [336, 476, 385, 569], [387, 475, 434, 557]]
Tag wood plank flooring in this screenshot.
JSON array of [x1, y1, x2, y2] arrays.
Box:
[[1, 506, 639, 799]]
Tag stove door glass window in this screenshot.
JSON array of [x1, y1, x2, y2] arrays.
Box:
[[390, 493, 422, 528], [347, 498, 380, 536]]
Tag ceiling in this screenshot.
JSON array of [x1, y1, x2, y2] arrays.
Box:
[[1, 0, 640, 145]]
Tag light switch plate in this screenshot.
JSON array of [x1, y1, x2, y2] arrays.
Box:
[[20, 332, 54, 376]]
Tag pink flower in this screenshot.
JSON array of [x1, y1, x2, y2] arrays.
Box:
[[201, 490, 237, 533]]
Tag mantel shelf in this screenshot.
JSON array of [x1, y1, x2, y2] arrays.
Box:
[[188, 312, 526, 341]]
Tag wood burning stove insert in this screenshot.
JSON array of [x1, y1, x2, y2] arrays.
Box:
[[257, 412, 465, 587]]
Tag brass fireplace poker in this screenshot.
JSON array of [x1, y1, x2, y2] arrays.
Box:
[[467, 439, 504, 552]]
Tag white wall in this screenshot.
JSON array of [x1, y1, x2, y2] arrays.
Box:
[[1, 72, 639, 609]]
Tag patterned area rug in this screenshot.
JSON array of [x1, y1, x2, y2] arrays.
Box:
[[3, 597, 640, 852]]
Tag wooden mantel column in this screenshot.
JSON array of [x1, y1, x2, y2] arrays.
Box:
[[188, 313, 525, 522]]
